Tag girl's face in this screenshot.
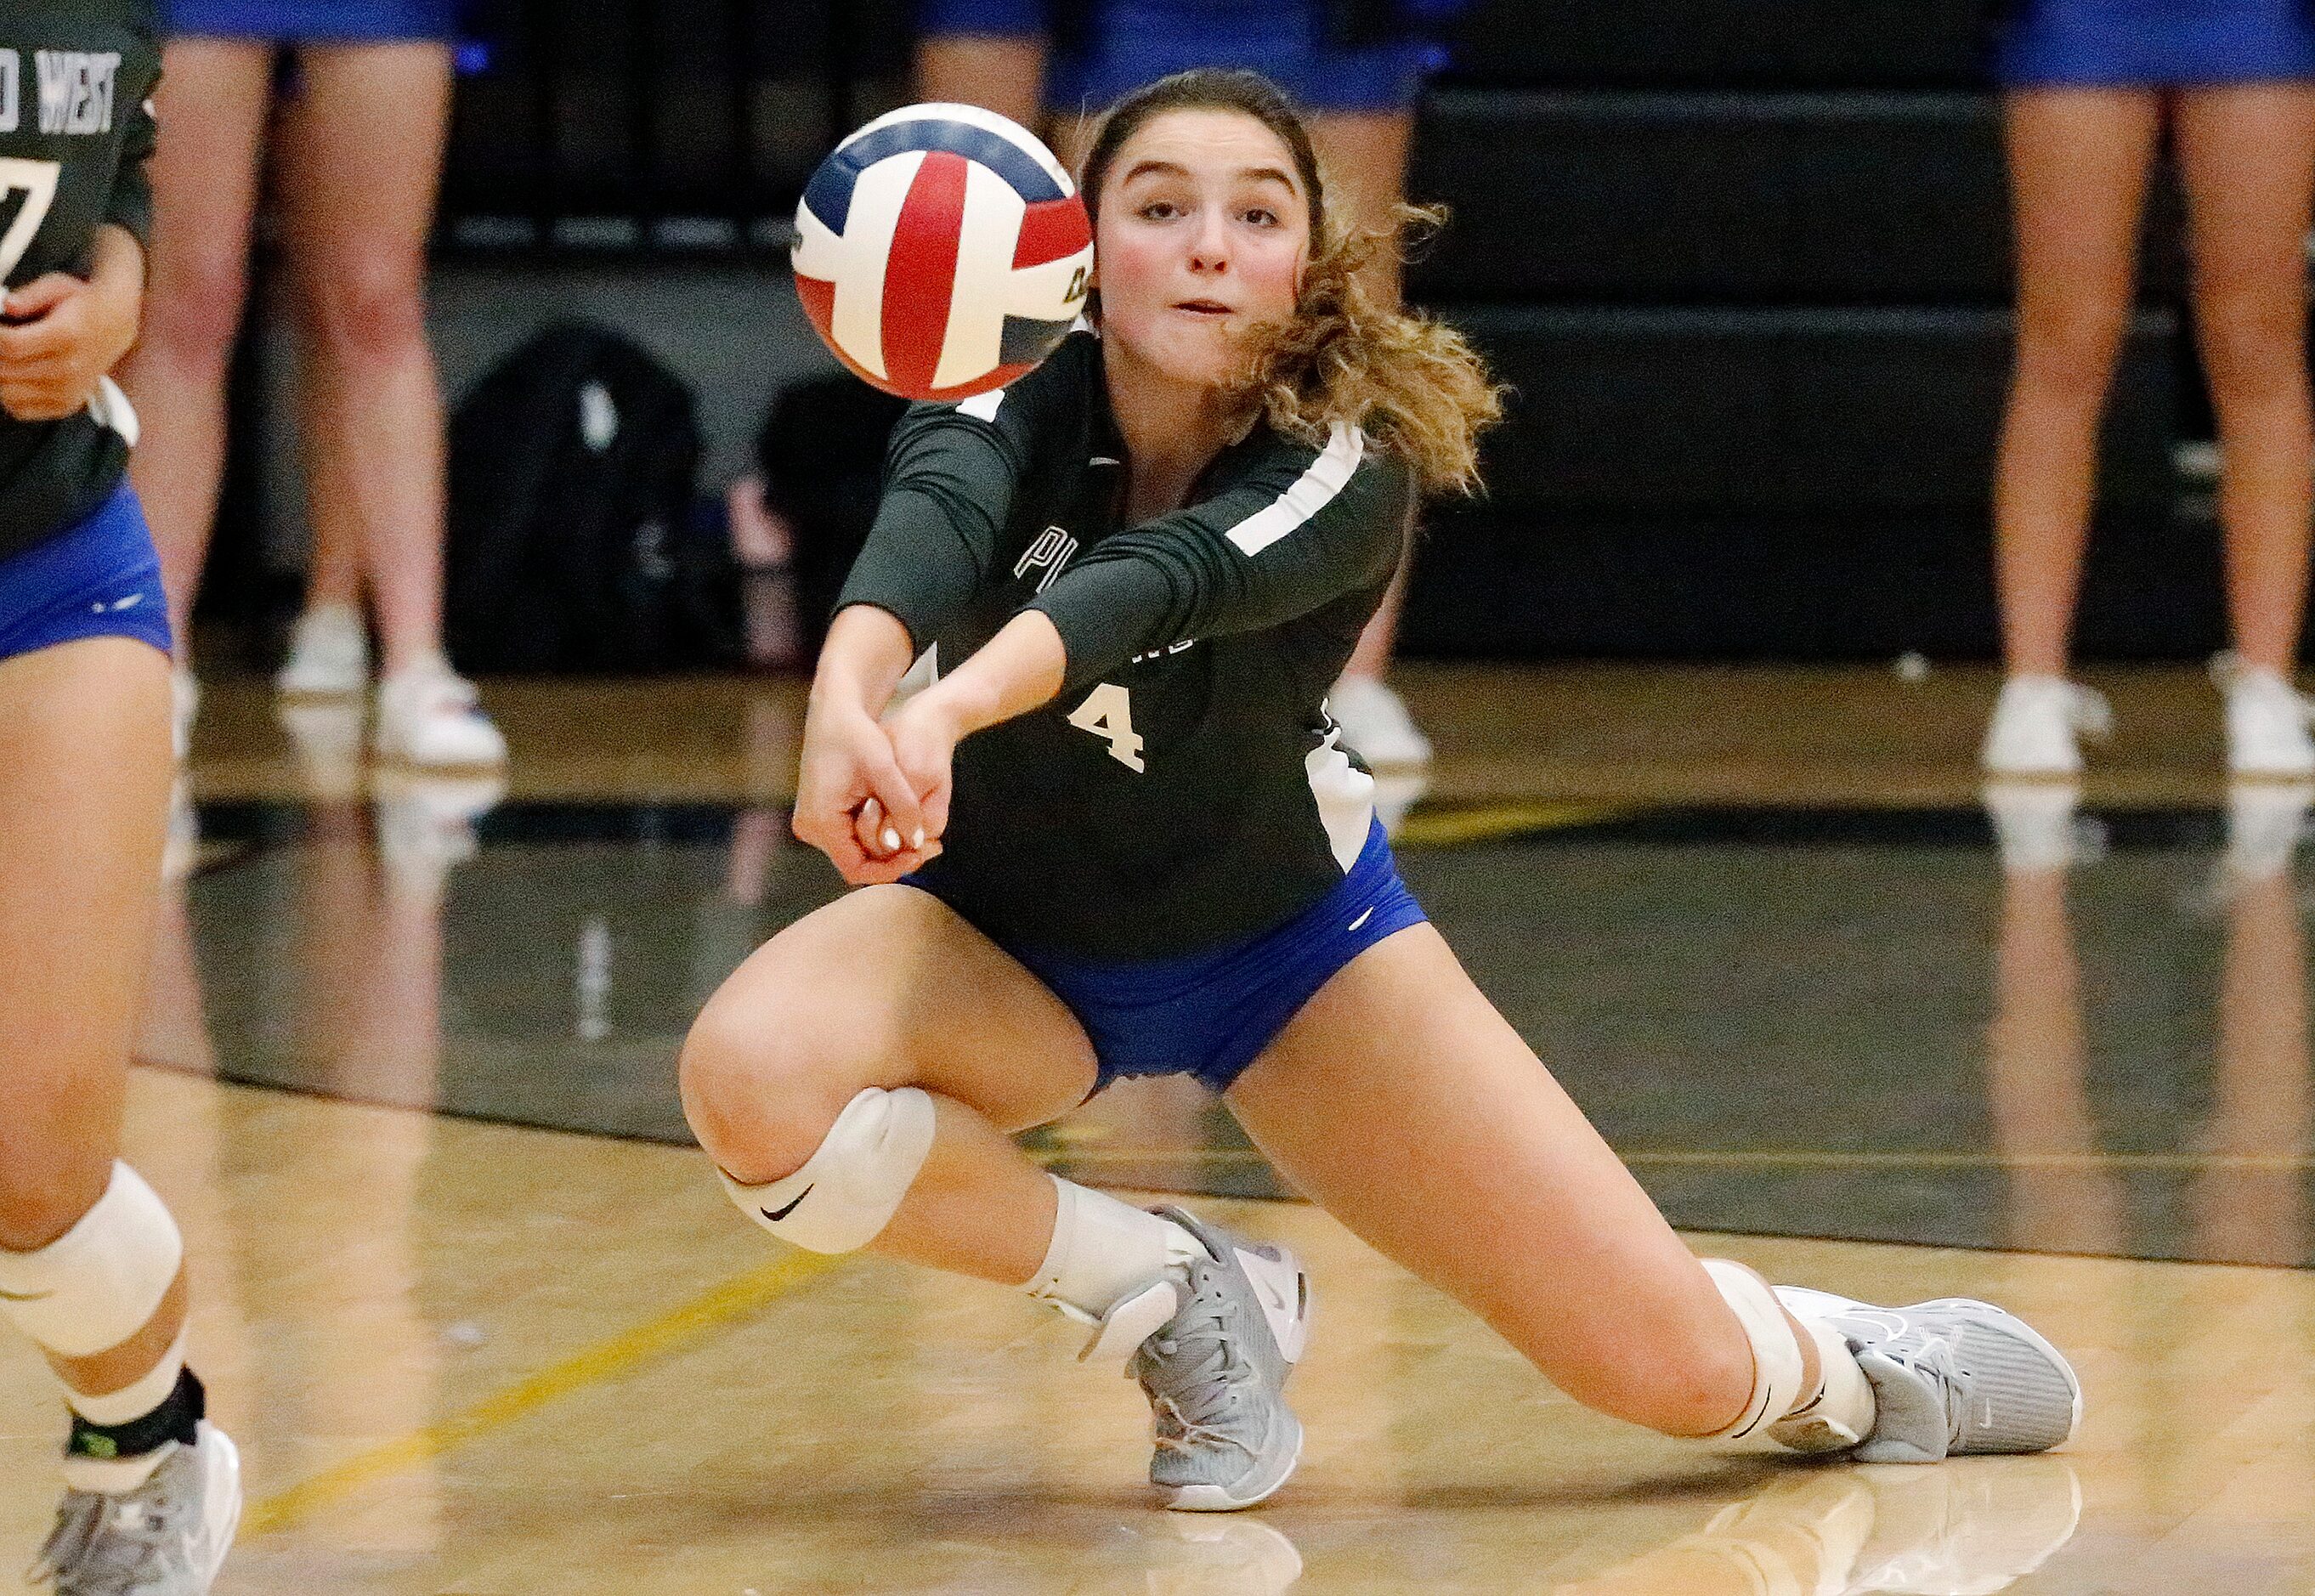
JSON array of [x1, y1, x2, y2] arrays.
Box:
[[1092, 108, 1311, 392]]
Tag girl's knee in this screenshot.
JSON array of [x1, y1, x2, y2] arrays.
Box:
[[677, 996, 869, 1183], [0, 1146, 113, 1254]]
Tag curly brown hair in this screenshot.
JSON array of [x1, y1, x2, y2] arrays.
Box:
[[1078, 68, 1505, 496]]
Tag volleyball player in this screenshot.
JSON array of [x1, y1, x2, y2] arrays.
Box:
[[917, 0, 1452, 774], [0, 1, 241, 1586], [682, 71, 2082, 1510]]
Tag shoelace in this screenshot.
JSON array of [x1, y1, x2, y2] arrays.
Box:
[[1874, 1329, 1971, 1449], [1139, 1278, 1258, 1457]]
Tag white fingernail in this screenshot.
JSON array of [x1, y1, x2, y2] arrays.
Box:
[[911, 828, 925, 849], [882, 827, 901, 852]]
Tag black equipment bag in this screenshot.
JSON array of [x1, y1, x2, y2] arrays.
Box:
[[754, 373, 909, 654], [447, 321, 737, 672]]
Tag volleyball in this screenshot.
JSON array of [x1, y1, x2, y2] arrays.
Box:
[[792, 103, 1094, 402]]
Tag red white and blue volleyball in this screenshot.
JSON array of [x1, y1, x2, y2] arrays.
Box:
[[793, 104, 1093, 402]]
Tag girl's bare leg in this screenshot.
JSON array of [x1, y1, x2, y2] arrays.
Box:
[[0, 640, 186, 1402], [1312, 111, 1418, 683], [2174, 86, 2315, 676], [117, 41, 275, 647], [1993, 89, 2162, 676], [681, 885, 1098, 1287], [1226, 925, 1774, 1437], [273, 43, 455, 675]]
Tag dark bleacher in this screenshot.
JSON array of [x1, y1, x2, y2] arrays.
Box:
[[421, 1, 2207, 662], [439, 0, 907, 255], [1401, 2, 2196, 660]]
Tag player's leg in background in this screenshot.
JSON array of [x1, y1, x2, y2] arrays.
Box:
[[275, 42, 504, 767], [117, 39, 275, 730], [916, 31, 1048, 130], [1983, 88, 2159, 773], [1312, 109, 1432, 774], [0, 637, 235, 1576], [2173, 85, 2315, 773]]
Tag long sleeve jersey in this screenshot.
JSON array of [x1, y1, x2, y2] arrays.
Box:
[[837, 331, 1418, 960], [0, 0, 159, 560]]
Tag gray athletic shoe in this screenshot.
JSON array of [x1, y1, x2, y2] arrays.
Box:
[[30, 1423, 241, 1594], [1129, 1208, 1312, 1512], [1779, 1289, 2081, 1465]]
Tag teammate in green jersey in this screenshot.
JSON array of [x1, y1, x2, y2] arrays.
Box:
[[0, 4, 239, 1588]]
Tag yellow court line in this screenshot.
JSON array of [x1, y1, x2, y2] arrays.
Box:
[[1392, 801, 1621, 849], [242, 1248, 839, 1538], [1041, 1146, 2315, 1173]]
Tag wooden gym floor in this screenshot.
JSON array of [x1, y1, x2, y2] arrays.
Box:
[[6, 662, 2313, 1593]]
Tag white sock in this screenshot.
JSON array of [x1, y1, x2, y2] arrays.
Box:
[[1787, 1318, 1876, 1442], [1022, 1176, 1201, 1322]]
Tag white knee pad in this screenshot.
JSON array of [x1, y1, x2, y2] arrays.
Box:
[[1701, 1258, 1809, 1440], [716, 1086, 936, 1254], [0, 1163, 183, 1359]]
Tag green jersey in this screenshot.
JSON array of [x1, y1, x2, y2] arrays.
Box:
[[838, 331, 1417, 960], [0, 0, 159, 560]]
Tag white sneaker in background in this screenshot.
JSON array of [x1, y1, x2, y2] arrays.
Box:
[[2222, 666, 2315, 778], [1980, 676, 2112, 778], [1982, 781, 2086, 875], [170, 665, 200, 764], [372, 659, 507, 771], [1327, 674, 1432, 772], [1370, 768, 1429, 840], [274, 602, 371, 699]]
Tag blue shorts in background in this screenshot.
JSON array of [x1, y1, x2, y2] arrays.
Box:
[[914, 818, 1429, 1095], [0, 484, 174, 666], [163, 0, 457, 42], [1998, 0, 2315, 86], [917, 0, 1436, 114]]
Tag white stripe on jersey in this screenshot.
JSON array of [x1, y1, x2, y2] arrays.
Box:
[[1225, 422, 1365, 557]]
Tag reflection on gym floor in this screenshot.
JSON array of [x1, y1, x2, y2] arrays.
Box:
[[144, 774, 2315, 1267]]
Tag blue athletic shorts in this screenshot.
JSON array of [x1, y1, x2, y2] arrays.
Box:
[[1997, 0, 2315, 86], [163, 0, 457, 42], [916, 0, 1435, 114], [0, 484, 174, 665], [914, 817, 1428, 1094]]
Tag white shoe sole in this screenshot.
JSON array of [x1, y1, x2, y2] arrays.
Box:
[[276, 680, 366, 703], [2228, 760, 2315, 782], [1162, 1414, 1304, 1513], [371, 749, 509, 774]]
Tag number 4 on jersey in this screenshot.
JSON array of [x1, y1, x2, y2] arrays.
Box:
[[1067, 682, 1145, 773]]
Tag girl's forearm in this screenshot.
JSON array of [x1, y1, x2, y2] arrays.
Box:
[[813, 604, 921, 718], [924, 610, 1067, 738]]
